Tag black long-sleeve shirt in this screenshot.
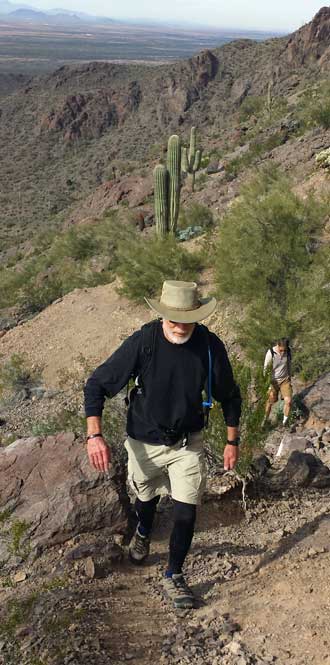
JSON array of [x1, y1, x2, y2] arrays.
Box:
[[84, 321, 241, 445]]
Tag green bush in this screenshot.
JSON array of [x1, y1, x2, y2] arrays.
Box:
[[0, 213, 124, 312], [239, 95, 265, 121], [19, 275, 63, 315], [225, 132, 284, 179], [205, 357, 270, 476], [214, 166, 328, 376], [0, 353, 42, 399], [50, 227, 98, 261], [239, 94, 288, 128], [291, 246, 330, 380], [296, 82, 330, 131], [116, 234, 204, 303], [312, 103, 330, 129], [178, 203, 214, 230]]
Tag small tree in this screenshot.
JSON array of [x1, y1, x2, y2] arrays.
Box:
[[214, 165, 326, 370]]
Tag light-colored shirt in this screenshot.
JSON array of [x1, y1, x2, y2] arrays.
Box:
[[264, 347, 290, 383]]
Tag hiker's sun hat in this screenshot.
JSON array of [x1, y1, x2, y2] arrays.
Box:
[[145, 280, 216, 323]]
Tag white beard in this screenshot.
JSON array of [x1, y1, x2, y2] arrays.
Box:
[[163, 326, 194, 345]]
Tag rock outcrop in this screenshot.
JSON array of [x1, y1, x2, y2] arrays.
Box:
[[285, 6, 330, 68], [302, 372, 330, 427], [252, 450, 330, 491], [40, 82, 142, 141], [0, 432, 128, 567]]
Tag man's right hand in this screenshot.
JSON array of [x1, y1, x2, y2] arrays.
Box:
[[87, 437, 111, 473]]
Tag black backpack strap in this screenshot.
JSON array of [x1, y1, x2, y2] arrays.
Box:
[[139, 319, 158, 382], [269, 347, 275, 358], [124, 319, 158, 407]]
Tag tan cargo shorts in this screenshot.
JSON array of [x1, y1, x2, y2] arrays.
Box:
[[268, 378, 293, 402], [124, 431, 206, 506]]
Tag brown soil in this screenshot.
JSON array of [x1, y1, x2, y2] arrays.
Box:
[[0, 273, 238, 390], [0, 281, 151, 387], [109, 491, 330, 665], [1, 488, 329, 665]]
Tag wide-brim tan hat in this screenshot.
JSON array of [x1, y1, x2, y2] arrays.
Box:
[[145, 280, 216, 323]]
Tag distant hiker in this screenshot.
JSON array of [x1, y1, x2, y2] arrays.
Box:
[[263, 338, 293, 426], [84, 281, 242, 610]]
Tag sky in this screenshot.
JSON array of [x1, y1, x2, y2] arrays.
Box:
[[33, 0, 325, 32]]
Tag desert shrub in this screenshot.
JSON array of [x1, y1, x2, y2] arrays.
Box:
[[239, 94, 288, 128], [312, 103, 330, 129], [0, 353, 42, 399], [239, 95, 265, 121], [291, 246, 330, 380], [115, 234, 204, 303], [0, 269, 28, 309], [195, 172, 208, 189], [214, 165, 327, 375], [0, 213, 126, 312], [205, 357, 270, 476], [178, 203, 214, 230], [19, 275, 64, 315], [308, 82, 330, 129], [225, 132, 284, 179], [50, 227, 98, 261], [296, 81, 330, 131]]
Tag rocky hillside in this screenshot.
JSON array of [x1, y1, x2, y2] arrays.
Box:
[[1, 7, 330, 249]]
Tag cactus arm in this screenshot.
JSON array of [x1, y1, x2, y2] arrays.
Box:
[[188, 126, 197, 169], [192, 149, 202, 173], [154, 164, 168, 237], [181, 146, 189, 173]]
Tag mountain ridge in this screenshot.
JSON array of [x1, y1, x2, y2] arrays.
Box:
[[1, 7, 330, 248]]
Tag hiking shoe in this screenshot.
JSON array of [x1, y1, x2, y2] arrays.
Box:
[[128, 527, 150, 564], [162, 574, 195, 609]]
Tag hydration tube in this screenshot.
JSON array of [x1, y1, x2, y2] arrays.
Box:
[[202, 344, 213, 410]]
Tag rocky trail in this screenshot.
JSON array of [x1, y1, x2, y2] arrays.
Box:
[[1, 469, 330, 665]]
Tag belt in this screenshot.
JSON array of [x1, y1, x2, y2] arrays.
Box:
[[163, 433, 189, 448]]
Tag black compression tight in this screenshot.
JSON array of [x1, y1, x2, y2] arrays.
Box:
[[135, 496, 196, 574], [135, 495, 160, 536], [168, 500, 196, 574]]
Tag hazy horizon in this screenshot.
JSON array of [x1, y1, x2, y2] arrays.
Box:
[[8, 0, 326, 32]]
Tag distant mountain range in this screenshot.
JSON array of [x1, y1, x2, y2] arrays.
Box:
[[0, 0, 115, 23]]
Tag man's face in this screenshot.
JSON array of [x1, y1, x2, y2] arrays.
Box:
[[277, 345, 286, 355], [162, 319, 195, 345]]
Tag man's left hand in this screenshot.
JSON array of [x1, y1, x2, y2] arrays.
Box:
[[224, 444, 240, 471]]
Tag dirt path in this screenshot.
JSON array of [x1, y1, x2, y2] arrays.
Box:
[[108, 491, 330, 665], [1, 488, 330, 665]]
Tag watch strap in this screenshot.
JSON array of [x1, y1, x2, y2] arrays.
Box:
[[86, 433, 103, 441], [227, 437, 240, 446]]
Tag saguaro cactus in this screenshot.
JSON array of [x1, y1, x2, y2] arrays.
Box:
[[154, 164, 168, 236], [181, 126, 202, 192], [154, 134, 182, 237], [167, 134, 181, 233]]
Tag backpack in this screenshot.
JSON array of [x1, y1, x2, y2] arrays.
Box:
[[124, 319, 213, 426]]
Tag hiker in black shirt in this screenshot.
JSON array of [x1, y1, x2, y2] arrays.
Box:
[[84, 280, 241, 609]]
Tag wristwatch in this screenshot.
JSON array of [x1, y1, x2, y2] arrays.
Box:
[[86, 433, 103, 442], [227, 437, 240, 446]]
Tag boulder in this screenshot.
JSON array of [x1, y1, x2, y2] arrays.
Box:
[[275, 433, 310, 458], [0, 432, 128, 566], [301, 373, 330, 426], [252, 451, 330, 491]]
